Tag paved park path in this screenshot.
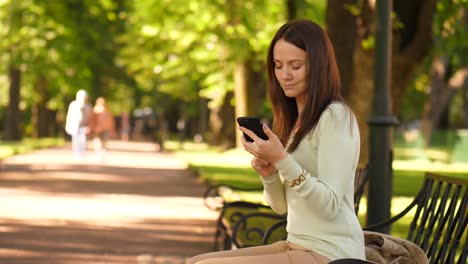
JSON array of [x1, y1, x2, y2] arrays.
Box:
[[0, 141, 218, 264]]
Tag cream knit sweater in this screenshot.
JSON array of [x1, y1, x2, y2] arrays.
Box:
[[261, 102, 366, 260]]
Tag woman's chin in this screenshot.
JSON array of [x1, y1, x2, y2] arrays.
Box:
[[283, 91, 297, 98]]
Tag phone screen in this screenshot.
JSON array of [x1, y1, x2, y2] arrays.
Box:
[[236, 117, 269, 142]]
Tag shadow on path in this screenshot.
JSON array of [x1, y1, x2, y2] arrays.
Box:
[[0, 141, 217, 264], [1, 164, 205, 197]]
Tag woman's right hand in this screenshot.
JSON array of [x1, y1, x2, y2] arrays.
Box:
[[238, 123, 288, 164], [251, 157, 277, 177]]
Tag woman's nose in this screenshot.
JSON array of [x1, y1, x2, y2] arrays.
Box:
[[280, 68, 292, 80]]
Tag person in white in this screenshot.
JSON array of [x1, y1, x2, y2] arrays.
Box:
[[65, 89, 92, 161]]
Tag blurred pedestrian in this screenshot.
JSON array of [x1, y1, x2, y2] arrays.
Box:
[[65, 89, 93, 161], [120, 111, 131, 141], [90, 97, 115, 161]]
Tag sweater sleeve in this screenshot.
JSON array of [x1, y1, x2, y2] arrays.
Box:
[[260, 173, 287, 215], [274, 104, 359, 220]]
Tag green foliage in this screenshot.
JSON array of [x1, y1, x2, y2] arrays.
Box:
[[398, 57, 431, 123], [0, 0, 465, 140], [0, 137, 65, 159], [120, 0, 285, 112], [0, 0, 131, 139], [399, 0, 467, 126], [434, 0, 468, 68]]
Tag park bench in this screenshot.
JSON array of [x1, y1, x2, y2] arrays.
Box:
[[203, 167, 369, 250], [260, 172, 467, 264], [203, 182, 270, 250]]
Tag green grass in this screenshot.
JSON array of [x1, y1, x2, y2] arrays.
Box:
[[0, 137, 65, 160], [166, 141, 261, 188], [394, 129, 468, 163]]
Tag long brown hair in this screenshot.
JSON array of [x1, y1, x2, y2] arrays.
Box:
[[267, 19, 343, 152]]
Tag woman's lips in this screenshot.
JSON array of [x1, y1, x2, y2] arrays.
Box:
[[282, 84, 295, 89]]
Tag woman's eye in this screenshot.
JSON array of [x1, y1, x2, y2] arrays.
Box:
[[292, 65, 302, 70], [274, 65, 282, 69]]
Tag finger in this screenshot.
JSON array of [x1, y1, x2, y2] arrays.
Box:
[[253, 162, 267, 171], [252, 157, 263, 166], [243, 145, 257, 156], [239, 133, 249, 145], [251, 159, 260, 169], [239, 126, 262, 142], [262, 123, 275, 138], [254, 157, 269, 166]]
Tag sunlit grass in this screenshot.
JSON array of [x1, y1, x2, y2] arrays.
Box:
[[394, 129, 468, 163], [0, 137, 65, 160]]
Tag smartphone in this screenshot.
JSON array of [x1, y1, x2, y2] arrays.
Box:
[[236, 117, 269, 142]]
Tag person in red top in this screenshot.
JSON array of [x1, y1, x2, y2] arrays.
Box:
[[90, 97, 115, 161]]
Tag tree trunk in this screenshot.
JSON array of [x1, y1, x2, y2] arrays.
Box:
[[48, 110, 58, 137], [198, 97, 209, 141], [328, 0, 375, 165], [248, 63, 266, 114], [286, 0, 297, 20], [226, 0, 260, 148], [4, 66, 22, 141], [326, 0, 436, 164], [422, 61, 468, 145], [464, 78, 468, 128], [421, 55, 449, 145], [233, 61, 260, 147], [234, 62, 249, 147], [209, 91, 235, 149], [348, 48, 375, 166], [326, 0, 358, 98], [31, 76, 50, 138], [391, 0, 437, 115], [31, 104, 51, 138]]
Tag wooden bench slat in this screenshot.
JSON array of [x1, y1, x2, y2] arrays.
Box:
[[436, 187, 467, 264], [456, 217, 468, 264]]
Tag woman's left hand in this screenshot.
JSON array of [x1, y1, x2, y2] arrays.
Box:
[[251, 157, 277, 177], [239, 123, 288, 164]]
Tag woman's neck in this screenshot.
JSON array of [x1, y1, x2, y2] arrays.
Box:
[[296, 96, 305, 117], [293, 96, 306, 134]]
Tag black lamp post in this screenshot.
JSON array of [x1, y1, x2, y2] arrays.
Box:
[[366, 0, 399, 234]]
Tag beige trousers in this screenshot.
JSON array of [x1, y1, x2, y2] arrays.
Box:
[[186, 241, 331, 264]]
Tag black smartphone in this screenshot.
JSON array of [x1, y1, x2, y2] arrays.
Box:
[[236, 117, 269, 142]]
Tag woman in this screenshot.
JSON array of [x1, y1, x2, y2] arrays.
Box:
[[187, 19, 364, 264], [90, 97, 115, 161]]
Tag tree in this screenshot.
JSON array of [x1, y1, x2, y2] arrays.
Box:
[[421, 2, 468, 145], [326, 0, 437, 164], [120, 0, 283, 146], [1, 0, 24, 140], [0, 0, 132, 139]]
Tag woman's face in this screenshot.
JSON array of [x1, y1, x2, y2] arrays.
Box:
[[273, 39, 308, 100]]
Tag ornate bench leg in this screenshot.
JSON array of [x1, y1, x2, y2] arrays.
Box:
[[223, 234, 232, 250], [213, 226, 221, 251]]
